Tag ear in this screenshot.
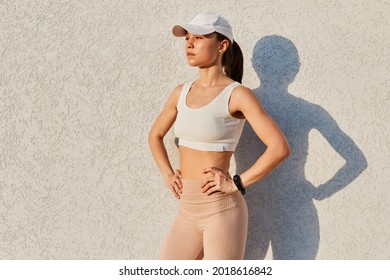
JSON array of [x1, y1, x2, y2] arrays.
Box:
[[218, 39, 230, 53]]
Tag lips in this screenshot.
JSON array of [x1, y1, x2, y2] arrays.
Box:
[[186, 52, 195, 56]]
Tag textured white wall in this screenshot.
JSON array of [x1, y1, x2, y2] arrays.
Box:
[[0, 0, 389, 259]]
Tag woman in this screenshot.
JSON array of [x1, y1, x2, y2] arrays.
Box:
[[148, 12, 290, 260]]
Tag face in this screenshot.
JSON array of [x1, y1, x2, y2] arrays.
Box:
[[184, 32, 228, 68]]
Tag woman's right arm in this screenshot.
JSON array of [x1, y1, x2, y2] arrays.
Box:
[[148, 84, 183, 199]]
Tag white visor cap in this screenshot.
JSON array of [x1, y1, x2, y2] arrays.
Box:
[[172, 12, 233, 43]]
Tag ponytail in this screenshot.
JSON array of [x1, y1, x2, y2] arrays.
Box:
[[216, 33, 244, 83]]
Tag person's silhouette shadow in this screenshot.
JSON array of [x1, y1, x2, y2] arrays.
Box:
[[235, 35, 368, 259]]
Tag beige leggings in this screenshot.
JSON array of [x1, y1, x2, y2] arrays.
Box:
[[159, 179, 248, 260]]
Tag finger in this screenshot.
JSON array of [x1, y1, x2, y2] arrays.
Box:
[[202, 167, 217, 174], [171, 185, 181, 199], [201, 177, 213, 187], [201, 176, 213, 187], [173, 191, 180, 199], [174, 176, 183, 189], [201, 181, 216, 192], [203, 167, 224, 176], [172, 178, 182, 193], [175, 169, 182, 178], [204, 185, 222, 196], [167, 177, 182, 198]]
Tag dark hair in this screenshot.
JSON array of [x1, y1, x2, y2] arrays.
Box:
[[216, 33, 244, 83]]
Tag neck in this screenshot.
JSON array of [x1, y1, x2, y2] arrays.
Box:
[[197, 65, 226, 87]]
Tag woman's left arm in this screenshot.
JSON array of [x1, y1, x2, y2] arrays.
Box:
[[201, 86, 290, 195], [232, 86, 290, 188]]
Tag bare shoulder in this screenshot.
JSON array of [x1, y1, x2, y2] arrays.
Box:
[[166, 83, 185, 107], [172, 83, 185, 95], [230, 85, 262, 110], [171, 83, 185, 99]]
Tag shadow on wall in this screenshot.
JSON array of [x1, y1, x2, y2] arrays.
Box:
[[235, 35, 368, 260]]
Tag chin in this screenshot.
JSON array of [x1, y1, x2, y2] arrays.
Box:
[[187, 61, 199, 67]]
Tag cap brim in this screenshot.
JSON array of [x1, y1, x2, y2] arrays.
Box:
[[172, 24, 215, 37]]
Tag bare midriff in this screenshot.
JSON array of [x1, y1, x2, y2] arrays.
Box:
[[178, 146, 234, 180]]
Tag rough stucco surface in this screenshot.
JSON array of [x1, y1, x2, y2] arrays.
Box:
[[0, 0, 388, 259]]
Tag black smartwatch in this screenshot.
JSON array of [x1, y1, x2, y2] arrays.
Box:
[[233, 175, 246, 195]]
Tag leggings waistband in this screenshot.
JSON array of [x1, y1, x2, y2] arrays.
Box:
[[179, 179, 246, 217]]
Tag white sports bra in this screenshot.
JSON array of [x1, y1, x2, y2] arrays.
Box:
[[174, 81, 246, 152]]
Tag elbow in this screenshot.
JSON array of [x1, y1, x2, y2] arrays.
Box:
[[148, 130, 157, 147], [272, 141, 290, 161], [148, 129, 152, 145], [148, 129, 163, 147], [281, 142, 291, 160], [148, 129, 156, 147]]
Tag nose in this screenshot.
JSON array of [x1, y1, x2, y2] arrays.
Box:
[[186, 36, 194, 49]]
